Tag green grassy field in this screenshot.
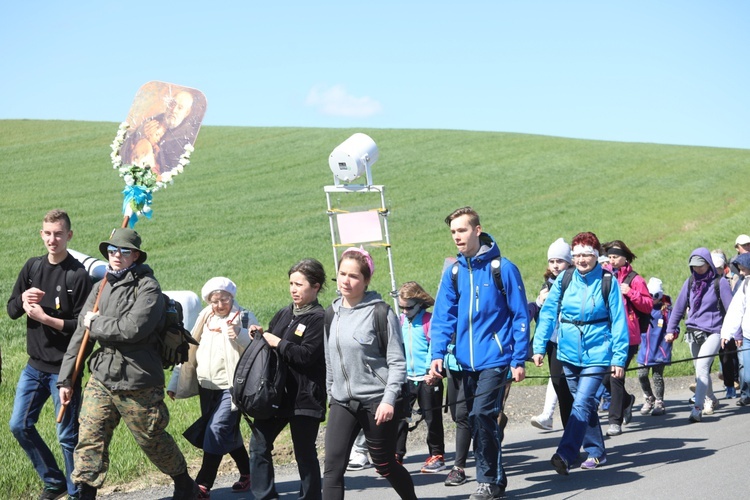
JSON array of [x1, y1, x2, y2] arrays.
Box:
[[1, 119, 749, 497]]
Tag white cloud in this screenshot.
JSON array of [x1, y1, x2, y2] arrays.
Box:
[[305, 84, 382, 118]]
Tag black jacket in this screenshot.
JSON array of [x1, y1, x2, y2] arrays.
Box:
[[268, 302, 326, 420]]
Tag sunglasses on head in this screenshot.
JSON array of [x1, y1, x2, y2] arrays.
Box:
[[107, 245, 133, 257]]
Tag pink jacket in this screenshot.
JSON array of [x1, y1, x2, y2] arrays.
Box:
[[614, 264, 653, 345]]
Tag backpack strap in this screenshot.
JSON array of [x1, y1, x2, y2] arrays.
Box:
[[27, 256, 76, 302], [687, 274, 726, 318], [557, 268, 612, 323], [622, 270, 638, 286], [451, 257, 505, 298]]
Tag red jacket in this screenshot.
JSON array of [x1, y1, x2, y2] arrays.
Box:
[[614, 264, 653, 345]]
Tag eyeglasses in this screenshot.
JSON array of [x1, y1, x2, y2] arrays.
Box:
[[210, 297, 232, 306], [107, 245, 133, 257]]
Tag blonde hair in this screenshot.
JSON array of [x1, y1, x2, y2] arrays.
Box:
[[398, 281, 435, 308]]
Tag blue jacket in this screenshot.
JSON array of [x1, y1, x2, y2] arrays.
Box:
[[401, 309, 432, 379], [431, 233, 530, 371], [533, 264, 629, 368]]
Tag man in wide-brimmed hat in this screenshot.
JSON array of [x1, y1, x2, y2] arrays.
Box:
[[58, 228, 199, 499]]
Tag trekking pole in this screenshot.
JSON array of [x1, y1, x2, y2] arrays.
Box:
[[56, 215, 129, 423]]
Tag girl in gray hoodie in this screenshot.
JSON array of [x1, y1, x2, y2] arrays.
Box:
[[323, 247, 416, 500]]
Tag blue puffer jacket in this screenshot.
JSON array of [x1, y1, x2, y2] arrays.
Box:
[[431, 233, 530, 371], [533, 264, 629, 368]]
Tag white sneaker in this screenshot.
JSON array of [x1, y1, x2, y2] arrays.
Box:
[[530, 414, 553, 431], [346, 450, 371, 471], [703, 397, 720, 415]]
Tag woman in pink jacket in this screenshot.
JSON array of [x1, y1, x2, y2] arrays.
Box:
[[601, 240, 653, 437]]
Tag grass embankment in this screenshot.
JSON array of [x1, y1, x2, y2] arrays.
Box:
[[1, 120, 748, 497]]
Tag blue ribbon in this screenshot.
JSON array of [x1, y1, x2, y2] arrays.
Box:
[[122, 185, 153, 228]]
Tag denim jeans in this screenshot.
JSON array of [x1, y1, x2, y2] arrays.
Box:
[[737, 338, 750, 400], [463, 366, 509, 487], [9, 363, 80, 495], [556, 363, 607, 464]]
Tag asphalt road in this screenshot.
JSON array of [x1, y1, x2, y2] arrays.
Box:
[[103, 379, 750, 499]]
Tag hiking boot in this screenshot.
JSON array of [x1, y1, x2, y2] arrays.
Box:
[[640, 396, 655, 415], [76, 483, 97, 500], [581, 456, 607, 470], [444, 466, 467, 486], [651, 400, 666, 416], [726, 386, 737, 399], [689, 407, 702, 423], [39, 484, 67, 500], [172, 472, 199, 500], [346, 450, 371, 471], [736, 397, 750, 406], [196, 484, 210, 500], [231, 474, 251, 492], [468, 482, 505, 499], [530, 414, 553, 431], [550, 453, 569, 475], [421, 454, 446, 473], [606, 424, 622, 436], [623, 394, 636, 425]]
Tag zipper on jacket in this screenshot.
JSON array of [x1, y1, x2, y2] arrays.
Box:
[[493, 333, 504, 354], [364, 359, 387, 386], [468, 260, 475, 370], [334, 313, 354, 400]]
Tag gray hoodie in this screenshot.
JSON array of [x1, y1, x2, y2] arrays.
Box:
[[325, 291, 406, 407]]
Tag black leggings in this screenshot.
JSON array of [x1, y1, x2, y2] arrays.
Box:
[[446, 369, 471, 469], [546, 341, 574, 428], [196, 446, 249, 489], [602, 345, 638, 425], [323, 402, 416, 500]]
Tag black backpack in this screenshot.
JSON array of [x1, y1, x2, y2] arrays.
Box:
[[622, 270, 652, 333], [232, 333, 287, 423], [557, 267, 613, 327], [450, 256, 506, 299], [157, 294, 199, 369], [132, 272, 198, 369]]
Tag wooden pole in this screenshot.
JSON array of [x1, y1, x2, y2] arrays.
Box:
[[56, 215, 129, 422]]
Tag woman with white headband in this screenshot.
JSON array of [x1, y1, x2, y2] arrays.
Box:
[[532, 231, 629, 474], [323, 247, 416, 500]]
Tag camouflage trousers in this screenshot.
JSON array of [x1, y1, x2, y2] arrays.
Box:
[[71, 377, 187, 488]]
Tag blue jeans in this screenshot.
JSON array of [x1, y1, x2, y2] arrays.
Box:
[[556, 363, 607, 464], [738, 339, 750, 400], [463, 366, 509, 487], [9, 363, 80, 495]]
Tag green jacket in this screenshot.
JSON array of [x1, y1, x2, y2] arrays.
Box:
[[58, 264, 165, 391]]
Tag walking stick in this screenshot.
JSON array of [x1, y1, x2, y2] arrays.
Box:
[[56, 215, 129, 423]]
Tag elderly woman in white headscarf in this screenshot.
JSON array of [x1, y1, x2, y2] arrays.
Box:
[[168, 277, 259, 499]]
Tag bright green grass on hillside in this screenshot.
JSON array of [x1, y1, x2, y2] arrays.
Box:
[[1, 120, 749, 497]]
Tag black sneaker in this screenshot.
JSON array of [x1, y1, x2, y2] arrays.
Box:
[[623, 394, 636, 425], [468, 482, 505, 499], [39, 485, 67, 500], [551, 453, 569, 475], [444, 466, 467, 486]]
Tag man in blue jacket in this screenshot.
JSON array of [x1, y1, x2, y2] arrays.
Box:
[[429, 207, 530, 500]]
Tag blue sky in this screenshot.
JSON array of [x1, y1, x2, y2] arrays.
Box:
[[2, 1, 748, 149]]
